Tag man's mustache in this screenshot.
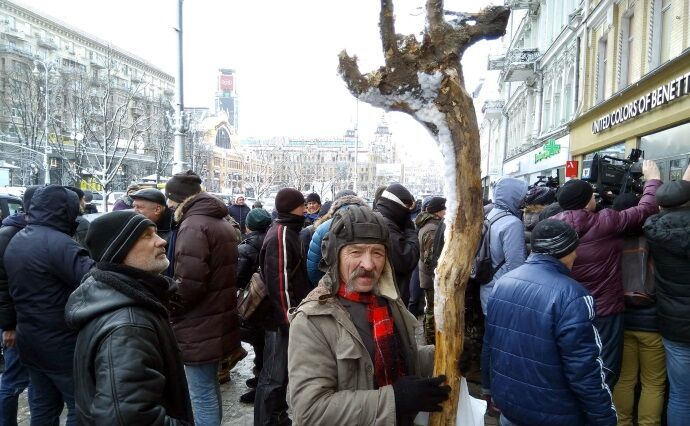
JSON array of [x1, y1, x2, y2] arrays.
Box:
[[348, 267, 379, 281]]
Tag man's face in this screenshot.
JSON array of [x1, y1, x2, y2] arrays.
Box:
[[236, 197, 245, 205], [133, 199, 164, 223], [167, 199, 179, 210], [122, 227, 169, 274], [306, 201, 320, 214], [339, 243, 386, 293], [79, 198, 86, 213], [435, 209, 446, 219], [291, 204, 306, 216], [585, 193, 597, 212]]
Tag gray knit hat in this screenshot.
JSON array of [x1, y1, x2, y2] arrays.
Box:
[[531, 219, 579, 259], [85, 211, 155, 263]]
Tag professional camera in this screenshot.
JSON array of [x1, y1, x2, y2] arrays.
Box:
[[582, 148, 644, 206], [531, 172, 560, 190]]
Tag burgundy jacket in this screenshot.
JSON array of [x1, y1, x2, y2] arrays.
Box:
[[554, 179, 662, 316], [171, 192, 241, 364]]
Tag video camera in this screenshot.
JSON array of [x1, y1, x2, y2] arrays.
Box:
[[582, 148, 644, 206], [531, 173, 560, 190]]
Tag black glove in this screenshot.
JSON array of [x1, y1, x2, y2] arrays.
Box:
[[392, 375, 451, 414]]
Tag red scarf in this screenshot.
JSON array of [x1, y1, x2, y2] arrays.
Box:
[[338, 282, 406, 387]]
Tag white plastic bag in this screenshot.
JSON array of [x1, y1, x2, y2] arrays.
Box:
[[413, 377, 486, 426]]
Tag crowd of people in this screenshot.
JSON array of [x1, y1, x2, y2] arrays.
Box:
[[0, 160, 688, 425]]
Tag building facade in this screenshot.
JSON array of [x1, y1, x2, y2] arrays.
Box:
[[570, 0, 690, 182], [0, 0, 175, 189]]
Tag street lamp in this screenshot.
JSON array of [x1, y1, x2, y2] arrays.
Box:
[[32, 59, 56, 185]]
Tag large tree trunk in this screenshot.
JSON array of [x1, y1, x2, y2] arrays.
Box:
[[339, 2, 509, 424]]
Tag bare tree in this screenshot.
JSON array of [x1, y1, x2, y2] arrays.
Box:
[[0, 65, 47, 185], [184, 118, 213, 178], [145, 94, 174, 183], [339, 1, 509, 423]]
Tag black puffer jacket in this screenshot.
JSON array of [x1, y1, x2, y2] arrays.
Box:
[[237, 231, 267, 290], [65, 263, 193, 425], [5, 185, 94, 372], [375, 199, 420, 306], [0, 214, 25, 330], [644, 206, 690, 343]]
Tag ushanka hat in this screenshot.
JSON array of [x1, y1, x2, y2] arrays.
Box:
[[85, 211, 155, 264], [531, 219, 579, 259], [165, 170, 202, 203]]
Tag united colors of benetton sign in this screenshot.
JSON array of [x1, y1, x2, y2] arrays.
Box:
[[592, 72, 690, 134]]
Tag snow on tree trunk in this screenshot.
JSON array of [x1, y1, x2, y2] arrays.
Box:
[[339, 1, 509, 423]]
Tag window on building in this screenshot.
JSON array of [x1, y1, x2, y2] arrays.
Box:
[[542, 84, 552, 131], [660, 0, 673, 63], [564, 67, 574, 120], [596, 36, 608, 103], [216, 128, 231, 149], [620, 12, 636, 88], [553, 76, 563, 126]]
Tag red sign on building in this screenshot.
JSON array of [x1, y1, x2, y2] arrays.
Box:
[[218, 75, 234, 92], [566, 160, 579, 178]]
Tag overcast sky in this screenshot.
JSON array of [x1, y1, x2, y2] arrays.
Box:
[[28, 0, 504, 164]]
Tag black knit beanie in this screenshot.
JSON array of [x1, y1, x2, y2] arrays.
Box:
[[655, 181, 690, 208], [557, 180, 594, 211], [165, 170, 202, 203], [531, 219, 579, 259], [275, 188, 305, 214], [245, 208, 272, 232], [85, 211, 155, 263], [381, 183, 415, 208], [306, 193, 321, 204], [426, 197, 446, 214]]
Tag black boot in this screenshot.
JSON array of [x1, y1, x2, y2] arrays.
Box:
[[239, 389, 256, 404]]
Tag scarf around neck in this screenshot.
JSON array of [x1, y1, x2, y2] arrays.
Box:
[[337, 281, 406, 387]]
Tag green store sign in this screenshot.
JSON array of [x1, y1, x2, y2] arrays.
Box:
[[534, 139, 561, 163]]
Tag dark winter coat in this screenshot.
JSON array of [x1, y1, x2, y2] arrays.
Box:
[[643, 206, 690, 344], [0, 214, 25, 331], [486, 254, 617, 426], [65, 263, 193, 425], [430, 219, 445, 271], [554, 179, 662, 316], [172, 192, 241, 364], [155, 207, 175, 244], [5, 185, 94, 372], [259, 213, 310, 329], [237, 231, 267, 290], [415, 212, 442, 290], [74, 215, 90, 248], [228, 203, 251, 232], [375, 198, 420, 305]]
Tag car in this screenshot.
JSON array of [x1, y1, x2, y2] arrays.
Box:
[[0, 194, 23, 221]]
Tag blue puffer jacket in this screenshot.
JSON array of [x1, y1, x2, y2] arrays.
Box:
[[486, 254, 617, 426], [5, 186, 94, 373], [306, 218, 333, 285]]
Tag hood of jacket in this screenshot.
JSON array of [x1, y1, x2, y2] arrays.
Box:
[[415, 212, 440, 229], [28, 185, 80, 235], [175, 192, 227, 223], [65, 263, 173, 330], [1, 213, 26, 229], [644, 207, 690, 258], [493, 177, 528, 216]]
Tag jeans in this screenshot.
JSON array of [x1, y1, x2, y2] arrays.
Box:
[[254, 328, 291, 426], [185, 361, 222, 426], [0, 345, 30, 426], [663, 338, 690, 426], [613, 330, 666, 426], [593, 313, 624, 390], [27, 368, 75, 426]]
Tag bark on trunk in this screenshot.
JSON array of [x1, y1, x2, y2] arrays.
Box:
[[339, 2, 510, 424]]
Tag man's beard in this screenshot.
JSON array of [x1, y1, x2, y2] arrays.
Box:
[[345, 267, 380, 293]]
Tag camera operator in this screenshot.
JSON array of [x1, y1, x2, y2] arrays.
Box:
[[553, 160, 662, 391]]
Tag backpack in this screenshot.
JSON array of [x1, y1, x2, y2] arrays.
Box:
[[469, 211, 511, 285]]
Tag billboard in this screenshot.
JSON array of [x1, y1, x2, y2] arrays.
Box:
[[376, 163, 402, 178], [218, 74, 234, 93]]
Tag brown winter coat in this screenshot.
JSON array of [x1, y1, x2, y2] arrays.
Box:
[[287, 263, 434, 426], [172, 192, 241, 364]]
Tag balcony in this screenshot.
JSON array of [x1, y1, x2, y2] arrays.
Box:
[[482, 100, 504, 119], [504, 0, 539, 12], [2, 27, 27, 41], [90, 57, 105, 69], [36, 35, 58, 50], [494, 48, 540, 82]]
